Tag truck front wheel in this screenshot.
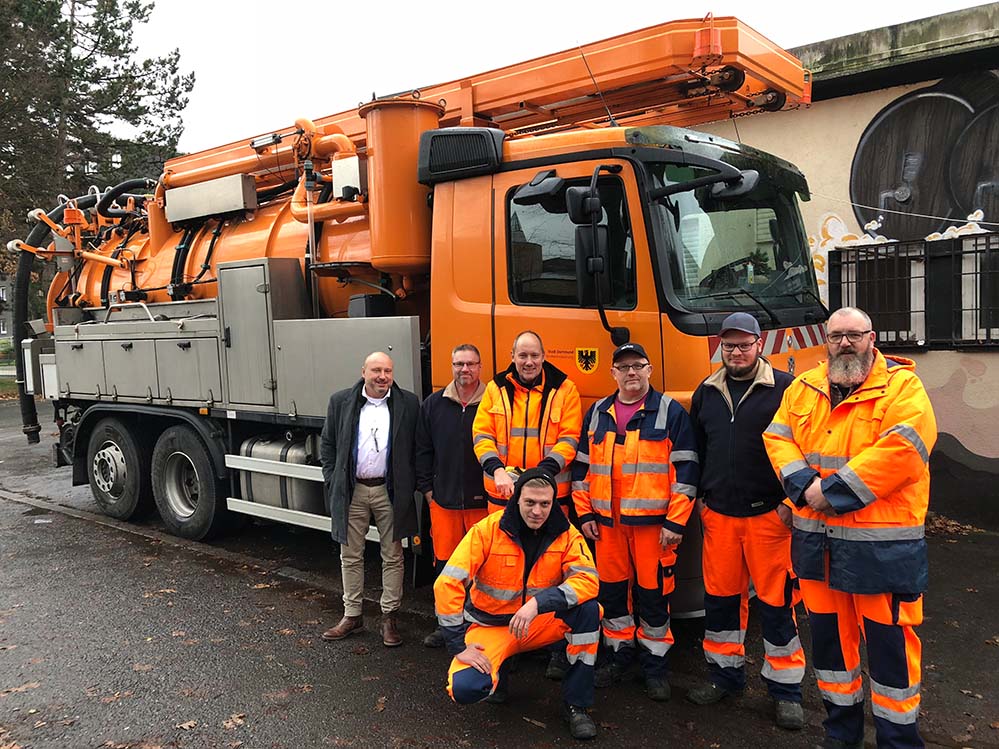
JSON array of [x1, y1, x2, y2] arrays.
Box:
[[86, 417, 155, 520], [151, 425, 227, 540]]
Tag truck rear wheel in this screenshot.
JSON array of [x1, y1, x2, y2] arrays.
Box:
[[86, 417, 155, 520], [151, 424, 227, 540]]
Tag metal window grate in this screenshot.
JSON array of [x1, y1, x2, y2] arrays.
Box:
[[829, 232, 999, 349]]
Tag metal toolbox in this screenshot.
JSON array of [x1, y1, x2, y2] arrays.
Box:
[[237, 436, 325, 515]]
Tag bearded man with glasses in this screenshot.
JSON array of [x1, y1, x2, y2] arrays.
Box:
[[686, 312, 805, 730], [571, 342, 699, 702], [764, 307, 937, 749]]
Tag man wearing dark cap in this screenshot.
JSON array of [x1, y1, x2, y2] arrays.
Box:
[[434, 469, 601, 740], [686, 312, 805, 730], [571, 342, 699, 701]]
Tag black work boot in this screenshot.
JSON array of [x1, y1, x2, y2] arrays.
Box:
[[545, 648, 570, 681], [562, 702, 597, 740]]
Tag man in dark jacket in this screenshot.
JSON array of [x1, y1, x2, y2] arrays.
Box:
[[686, 312, 805, 730], [320, 351, 420, 647], [415, 343, 489, 648]]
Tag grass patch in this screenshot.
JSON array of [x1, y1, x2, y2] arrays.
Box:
[[0, 378, 20, 398]]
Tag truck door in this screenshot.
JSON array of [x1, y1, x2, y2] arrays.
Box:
[[491, 160, 663, 403]]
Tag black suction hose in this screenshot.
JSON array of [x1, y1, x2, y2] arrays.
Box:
[[96, 178, 155, 219], [15, 194, 99, 443]]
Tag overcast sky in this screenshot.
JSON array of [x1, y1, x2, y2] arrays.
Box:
[[133, 1, 985, 154]]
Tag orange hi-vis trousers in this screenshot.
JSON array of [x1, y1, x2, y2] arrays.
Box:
[[446, 600, 601, 707], [595, 523, 676, 678], [701, 506, 805, 701], [428, 500, 487, 566], [799, 578, 924, 748]]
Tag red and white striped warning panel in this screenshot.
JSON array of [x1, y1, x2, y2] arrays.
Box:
[[708, 324, 827, 363]]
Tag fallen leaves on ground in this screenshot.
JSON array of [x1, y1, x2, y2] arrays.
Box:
[[375, 696, 386, 712], [101, 690, 134, 704], [960, 689, 984, 699], [175, 720, 197, 730], [521, 717, 546, 728], [351, 646, 370, 655], [276, 628, 295, 636], [251, 583, 271, 590], [925, 512, 984, 537], [132, 663, 155, 672], [0, 682, 40, 697], [222, 713, 246, 730]]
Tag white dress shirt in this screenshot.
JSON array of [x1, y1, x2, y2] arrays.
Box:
[[356, 390, 390, 479]]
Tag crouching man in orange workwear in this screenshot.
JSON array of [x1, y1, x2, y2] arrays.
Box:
[[764, 307, 937, 749], [434, 469, 601, 741]]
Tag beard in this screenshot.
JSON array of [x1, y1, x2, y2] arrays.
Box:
[[828, 348, 874, 386], [723, 354, 759, 379]]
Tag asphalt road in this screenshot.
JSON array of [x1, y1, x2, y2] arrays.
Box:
[[1, 398, 997, 748]]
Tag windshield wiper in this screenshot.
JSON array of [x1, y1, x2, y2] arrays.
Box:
[[686, 288, 781, 327], [773, 287, 830, 319]]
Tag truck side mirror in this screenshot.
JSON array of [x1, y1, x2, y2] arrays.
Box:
[[575, 225, 611, 307], [710, 169, 760, 199], [566, 186, 602, 225]]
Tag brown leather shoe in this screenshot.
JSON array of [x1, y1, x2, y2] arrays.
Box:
[[381, 613, 403, 647], [321, 615, 363, 641]]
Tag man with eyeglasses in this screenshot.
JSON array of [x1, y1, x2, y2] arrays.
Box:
[[764, 307, 937, 749], [416, 344, 490, 648], [685, 312, 805, 731], [571, 342, 699, 702], [320, 351, 421, 647]]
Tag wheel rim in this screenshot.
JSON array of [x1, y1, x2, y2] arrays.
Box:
[[162, 451, 200, 519], [93, 441, 127, 498]]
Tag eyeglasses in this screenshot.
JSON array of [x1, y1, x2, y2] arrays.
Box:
[[720, 341, 758, 353], [452, 361, 481, 368], [827, 330, 871, 344], [613, 362, 650, 372]]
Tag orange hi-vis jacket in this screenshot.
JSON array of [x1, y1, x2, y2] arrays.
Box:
[[433, 500, 598, 654], [572, 388, 699, 534], [763, 351, 937, 595], [473, 362, 582, 501]]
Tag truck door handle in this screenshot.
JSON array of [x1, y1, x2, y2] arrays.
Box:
[[71, 343, 83, 351], [177, 341, 191, 350], [120, 342, 133, 351], [223, 326, 231, 348]]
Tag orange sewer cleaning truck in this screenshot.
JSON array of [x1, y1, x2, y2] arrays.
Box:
[[12, 15, 827, 607]]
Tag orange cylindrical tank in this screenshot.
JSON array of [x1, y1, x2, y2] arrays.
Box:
[[358, 97, 444, 274]]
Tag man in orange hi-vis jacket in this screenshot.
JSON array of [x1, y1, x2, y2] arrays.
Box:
[[472, 331, 582, 515], [571, 342, 699, 703], [434, 469, 601, 741], [764, 307, 937, 749]]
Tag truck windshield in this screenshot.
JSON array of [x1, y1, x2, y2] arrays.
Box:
[[646, 162, 819, 315]]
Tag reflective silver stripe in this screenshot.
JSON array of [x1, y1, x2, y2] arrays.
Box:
[[883, 424, 930, 463], [567, 631, 600, 646], [550, 452, 568, 470], [793, 515, 826, 533], [765, 422, 793, 438], [839, 464, 877, 506], [638, 619, 670, 639], [620, 498, 669, 511], [498, 445, 508, 456], [558, 582, 579, 606], [479, 450, 500, 464], [705, 652, 744, 669], [588, 464, 612, 476], [556, 469, 571, 484], [556, 436, 579, 450], [705, 629, 745, 645], [510, 427, 540, 438], [567, 650, 598, 666], [568, 564, 598, 577], [871, 679, 921, 701], [637, 637, 672, 657], [872, 701, 920, 725], [761, 663, 805, 684], [603, 636, 634, 652], [828, 524, 925, 542], [763, 636, 803, 658], [464, 609, 495, 626], [571, 481, 589, 493], [670, 450, 699, 464], [602, 614, 633, 632], [473, 580, 521, 601], [473, 434, 492, 444], [780, 459, 809, 478], [654, 395, 673, 430], [575, 451, 590, 465], [437, 612, 465, 627], [672, 482, 697, 497], [622, 462, 671, 475], [815, 666, 862, 684], [590, 397, 613, 433], [804, 452, 849, 470], [441, 564, 469, 582], [591, 499, 612, 511], [820, 687, 865, 706]]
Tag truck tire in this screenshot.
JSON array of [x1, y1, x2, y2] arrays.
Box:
[[151, 424, 227, 540], [86, 417, 155, 520]]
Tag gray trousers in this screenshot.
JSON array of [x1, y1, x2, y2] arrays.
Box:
[[340, 482, 404, 616]]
